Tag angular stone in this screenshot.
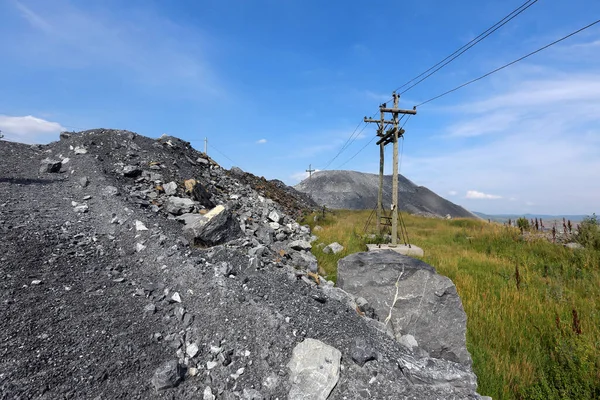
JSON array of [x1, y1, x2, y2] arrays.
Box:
[[170, 292, 182, 303], [74, 146, 87, 154], [350, 337, 377, 366], [184, 179, 196, 194], [79, 177, 89, 187], [39, 158, 62, 173], [337, 250, 472, 367], [269, 222, 280, 230], [165, 197, 195, 215], [287, 338, 341, 400], [151, 360, 184, 391], [186, 343, 199, 358], [191, 181, 215, 208], [289, 240, 311, 251], [183, 205, 243, 248], [323, 242, 344, 254], [268, 210, 282, 223], [164, 182, 177, 196], [135, 220, 148, 231], [203, 386, 215, 400], [123, 165, 142, 177]]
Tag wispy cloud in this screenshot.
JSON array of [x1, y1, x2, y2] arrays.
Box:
[[466, 190, 502, 200], [403, 64, 600, 214], [8, 1, 224, 98], [0, 115, 64, 144], [256, 138, 267, 144], [448, 190, 457, 196]]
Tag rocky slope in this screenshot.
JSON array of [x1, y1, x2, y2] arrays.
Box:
[[295, 170, 477, 219], [0, 129, 484, 399]]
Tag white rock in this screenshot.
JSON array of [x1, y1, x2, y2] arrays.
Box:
[[186, 343, 199, 358], [74, 146, 87, 154], [135, 220, 148, 231], [206, 361, 218, 370], [203, 386, 215, 400], [31, 280, 42, 285], [287, 338, 341, 400], [323, 242, 344, 254], [268, 210, 282, 223], [399, 334, 419, 351], [269, 222, 280, 230], [164, 181, 177, 196], [135, 243, 146, 252], [170, 292, 182, 303]]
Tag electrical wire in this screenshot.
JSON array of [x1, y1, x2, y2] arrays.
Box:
[[414, 18, 600, 108], [208, 143, 238, 167], [397, 0, 539, 95], [336, 115, 407, 169], [319, 110, 379, 170]]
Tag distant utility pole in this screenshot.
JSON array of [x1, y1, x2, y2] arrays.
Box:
[[204, 137, 208, 155], [306, 164, 315, 179], [364, 92, 416, 246]]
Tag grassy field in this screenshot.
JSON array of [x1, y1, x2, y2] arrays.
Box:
[[301, 210, 600, 400]]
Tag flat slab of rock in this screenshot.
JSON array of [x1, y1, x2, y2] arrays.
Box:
[[366, 243, 424, 257], [175, 213, 205, 225], [337, 250, 472, 367], [183, 205, 243, 247], [287, 338, 341, 400]]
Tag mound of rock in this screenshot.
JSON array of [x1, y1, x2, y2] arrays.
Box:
[[0, 129, 484, 399]]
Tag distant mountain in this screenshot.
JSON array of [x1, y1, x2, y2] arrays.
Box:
[[295, 170, 477, 219], [474, 212, 589, 223]]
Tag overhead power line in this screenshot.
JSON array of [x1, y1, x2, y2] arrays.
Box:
[[319, 109, 379, 170], [336, 115, 407, 169], [415, 18, 600, 107], [208, 142, 238, 167], [395, 0, 538, 95]]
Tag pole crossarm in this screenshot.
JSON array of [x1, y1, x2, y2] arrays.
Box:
[[364, 118, 396, 125], [379, 108, 417, 115], [376, 128, 405, 146]]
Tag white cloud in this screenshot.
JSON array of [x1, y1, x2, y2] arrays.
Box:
[[0, 115, 65, 144], [466, 190, 502, 200], [256, 138, 267, 144], [448, 190, 457, 196], [402, 68, 600, 214]]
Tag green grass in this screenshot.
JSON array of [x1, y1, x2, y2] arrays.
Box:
[[302, 210, 600, 400]]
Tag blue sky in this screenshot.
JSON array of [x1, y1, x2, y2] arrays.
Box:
[[1, 0, 599, 215]]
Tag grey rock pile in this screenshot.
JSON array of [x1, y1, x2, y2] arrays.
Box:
[[0, 128, 485, 399]]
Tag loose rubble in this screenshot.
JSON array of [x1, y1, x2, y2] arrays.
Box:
[[0, 129, 484, 399]]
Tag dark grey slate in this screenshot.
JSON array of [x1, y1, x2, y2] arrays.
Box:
[[337, 250, 472, 367]]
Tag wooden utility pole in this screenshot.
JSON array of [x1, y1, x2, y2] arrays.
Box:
[[365, 92, 416, 245], [204, 137, 208, 155], [306, 164, 315, 179]]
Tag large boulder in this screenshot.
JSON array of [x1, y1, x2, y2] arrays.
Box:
[[183, 205, 243, 248], [337, 250, 472, 367]]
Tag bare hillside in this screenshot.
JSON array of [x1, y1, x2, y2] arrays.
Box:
[[295, 170, 477, 219]]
